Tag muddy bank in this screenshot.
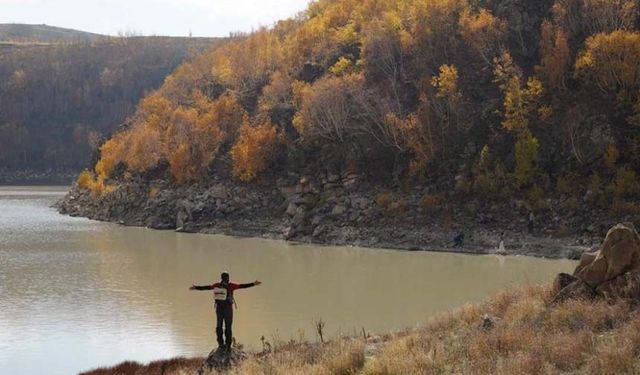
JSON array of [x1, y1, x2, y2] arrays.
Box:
[[57, 172, 625, 258]]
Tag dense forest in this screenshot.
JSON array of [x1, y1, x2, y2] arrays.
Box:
[[0, 25, 219, 173], [82, 0, 640, 211]]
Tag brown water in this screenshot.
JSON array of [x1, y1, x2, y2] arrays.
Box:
[[0, 186, 576, 375]]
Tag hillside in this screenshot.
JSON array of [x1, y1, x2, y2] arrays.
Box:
[[59, 0, 640, 254], [0, 23, 104, 44], [0, 26, 221, 181]]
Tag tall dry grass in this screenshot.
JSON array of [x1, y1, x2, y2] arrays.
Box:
[[83, 285, 640, 375], [363, 285, 640, 375]]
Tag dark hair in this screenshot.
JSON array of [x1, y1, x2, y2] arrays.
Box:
[[221, 272, 230, 281]]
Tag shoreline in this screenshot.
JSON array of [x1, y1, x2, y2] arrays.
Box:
[[55, 176, 603, 260]]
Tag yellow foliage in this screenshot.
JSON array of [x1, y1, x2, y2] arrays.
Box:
[[576, 31, 640, 101], [230, 118, 283, 182], [96, 136, 125, 180], [501, 76, 544, 134], [332, 21, 360, 46], [459, 8, 506, 64], [431, 64, 460, 100], [76, 170, 115, 197], [329, 56, 354, 76], [77, 170, 94, 190]]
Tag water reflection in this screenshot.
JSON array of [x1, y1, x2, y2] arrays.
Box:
[[0, 187, 576, 375]]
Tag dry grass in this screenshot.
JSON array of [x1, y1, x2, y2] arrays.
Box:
[[85, 285, 640, 375], [80, 357, 203, 375], [363, 285, 640, 375], [222, 339, 365, 375]]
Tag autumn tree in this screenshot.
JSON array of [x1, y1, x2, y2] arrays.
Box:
[[293, 75, 360, 143], [459, 8, 507, 65], [230, 117, 284, 182], [385, 64, 465, 174], [575, 31, 640, 102], [536, 21, 570, 90], [552, 0, 638, 42]]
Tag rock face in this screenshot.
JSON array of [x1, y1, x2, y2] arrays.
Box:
[[554, 223, 640, 301]]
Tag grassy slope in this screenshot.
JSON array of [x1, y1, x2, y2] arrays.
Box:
[[0, 23, 105, 43], [82, 284, 640, 375]]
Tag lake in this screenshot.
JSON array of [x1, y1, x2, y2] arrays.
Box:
[[0, 186, 576, 375]]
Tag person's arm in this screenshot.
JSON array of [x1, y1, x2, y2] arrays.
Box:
[[189, 283, 217, 291], [234, 280, 262, 289]]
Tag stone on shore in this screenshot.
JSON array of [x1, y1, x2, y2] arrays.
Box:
[[197, 347, 246, 374], [553, 223, 640, 301]]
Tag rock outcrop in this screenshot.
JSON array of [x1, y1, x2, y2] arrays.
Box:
[[553, 223, 640, 301], [197, 347, 246, 374], [57, 170, 605, 258]]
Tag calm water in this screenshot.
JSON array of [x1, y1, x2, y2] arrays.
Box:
[[0, 186, 576, 375]]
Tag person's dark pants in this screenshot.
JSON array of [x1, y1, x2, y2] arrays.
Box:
[[215, 303, 233, 348]]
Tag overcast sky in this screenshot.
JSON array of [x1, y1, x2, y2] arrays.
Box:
[[0, 0, 311, 37]]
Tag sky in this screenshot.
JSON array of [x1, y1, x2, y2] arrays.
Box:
[[0, 0, 311, 37]]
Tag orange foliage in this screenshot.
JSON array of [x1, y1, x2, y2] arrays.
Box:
[[96, 135, 126, 180], [459, 8, 507, 65], [537, 21, 570, 90], [230, 117, 283, 182], [126, 125, 162, 172], [576, 30, 640, 101], [169, 143, 192, 184]]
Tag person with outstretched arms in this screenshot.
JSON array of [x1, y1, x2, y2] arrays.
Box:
[[189, 271, 261, 351]]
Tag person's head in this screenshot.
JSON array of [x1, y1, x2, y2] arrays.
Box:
[[221, 271, 230, 283]]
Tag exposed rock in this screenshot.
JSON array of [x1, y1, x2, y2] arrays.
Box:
[[57, 175, 602, 259], [331, 204, 346, 216], [595, 268, 640, 299], [312, 224, 326, 238], [552, 279, 595, 303], [197, 347, 246, 374], [554, 223, 640, 302], [574, 223, 640, 287], [286, 202, 298, 217], [552, 273, 578, 295]]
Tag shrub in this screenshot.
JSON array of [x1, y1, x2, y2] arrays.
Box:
[[77, 170, 94, 190]]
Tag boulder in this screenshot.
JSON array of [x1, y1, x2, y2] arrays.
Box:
[[552, 279, 595, 303], [553, 223, 640, 302], [197, 347, 246, 374], [552, 273, 578, 295], [595, 268, 640, 299], [574, 223, 640, 287]]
